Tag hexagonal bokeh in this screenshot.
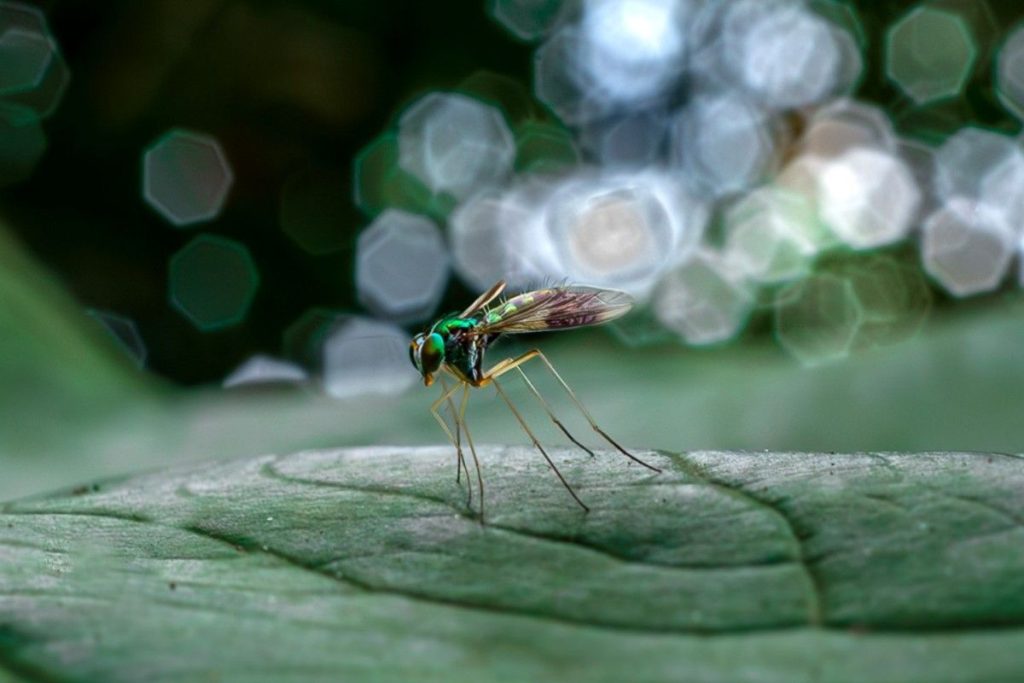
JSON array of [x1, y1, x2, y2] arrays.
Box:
[[980, 151, 1024, 235], [672, 90, 775, 198], [810, 0, 868, 49], [578, 0, 690, 104], [513, 119, 579, 174], [606, 304, 677, 348], [449, 187, 533, 292], [322, 317, 417, 400], [885, 6, 977, 104], [537, 171, 708, 297], [653, 251, 754, 346], [723, 186, 823, 284], [397, 92, 515, 202], [774, 273, 864, 366], [929, 0, 999, 63], [0, 115, 44, 187], [579, 109, 669, 168], [534, 26, 612, 126], [0, 2, 70, 125], [0, 29, 50, 95], [890, 94, 976, 142], [830, 26, 866, 96], [457, 69, 538, 125], [934, 126, 1022, 202], [283, 307, 348, 369], [353, 132, 449, 220], [833, 253, 933, 351], [488, 0, 568, 42], [356, 209, 450, 323], [920, 198, 1015, 297], [85, 309, 147, 368], [169, 235, 260, 331], [806, 1, 867, 96], [223, 355, 308, 389], [817, 147, 921, 249], [898, 136, 943, 218], [997, 23, 1024, 121], [799, 99, 897, 160], [279, 165, 354, 255], [721, 0, 843, 109], [774, 155, 827, 211], [143, 129, 233, 227]]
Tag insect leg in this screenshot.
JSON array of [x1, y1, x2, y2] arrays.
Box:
[[513, 366, 596, 458], [482, 350, 661, 473], [430, 380, 474, 508], [529, 350, 662, 473], [456, 382, 486, 522], [491, 377, 589, 512], [477, 350, 538, 384], [481, 350, 596, 456], [439, 376, 470, 489]]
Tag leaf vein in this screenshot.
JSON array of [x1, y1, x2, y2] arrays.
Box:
[[261, 461, 790, 573], [670, 453, 825, 627]]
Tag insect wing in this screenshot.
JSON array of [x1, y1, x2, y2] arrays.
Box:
[[459, 280, 506, 318], [477, 286, 633, 334]]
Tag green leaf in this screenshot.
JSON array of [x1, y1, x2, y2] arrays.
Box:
[[0, 222, 155, 445], [2, 447, 1023, 682]]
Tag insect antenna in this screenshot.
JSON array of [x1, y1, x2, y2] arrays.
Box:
[[491, 377, 590, 512]]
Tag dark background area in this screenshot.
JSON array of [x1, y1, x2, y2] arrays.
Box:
[[2, 0, 1022, 385]]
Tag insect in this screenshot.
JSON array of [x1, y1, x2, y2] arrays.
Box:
[[409, 279, 661, 520]]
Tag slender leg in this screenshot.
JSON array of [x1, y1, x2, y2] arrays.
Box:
[[513, 367, 595, 458], [430, 380, 474, 508], [456, 383, 485, 522], [439, 376, 470, 488], [491, 377, 590, 512], [481, 350, 661, 473]]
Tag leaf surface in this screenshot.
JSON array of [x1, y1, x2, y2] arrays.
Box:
[[1, 447, 1023, 682]]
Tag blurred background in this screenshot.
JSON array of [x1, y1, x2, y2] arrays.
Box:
[[2, 0, 1024, 500]]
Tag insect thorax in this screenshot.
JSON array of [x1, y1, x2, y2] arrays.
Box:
[[431, 315, 493, 385]]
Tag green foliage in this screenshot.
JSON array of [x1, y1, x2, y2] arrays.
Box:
[[0, 225, 155, 439], [1, 446, 1023, 681]]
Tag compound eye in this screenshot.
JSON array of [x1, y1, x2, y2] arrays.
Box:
[[420, 333, 445, 374]]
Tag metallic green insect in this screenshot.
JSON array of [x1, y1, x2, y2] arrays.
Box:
[[409, 279, 661, 519]]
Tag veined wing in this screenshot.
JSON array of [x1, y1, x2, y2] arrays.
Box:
[[476, 285, 633, 334]]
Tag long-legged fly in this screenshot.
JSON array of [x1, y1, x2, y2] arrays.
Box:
[[409, 280, 661, 520]]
